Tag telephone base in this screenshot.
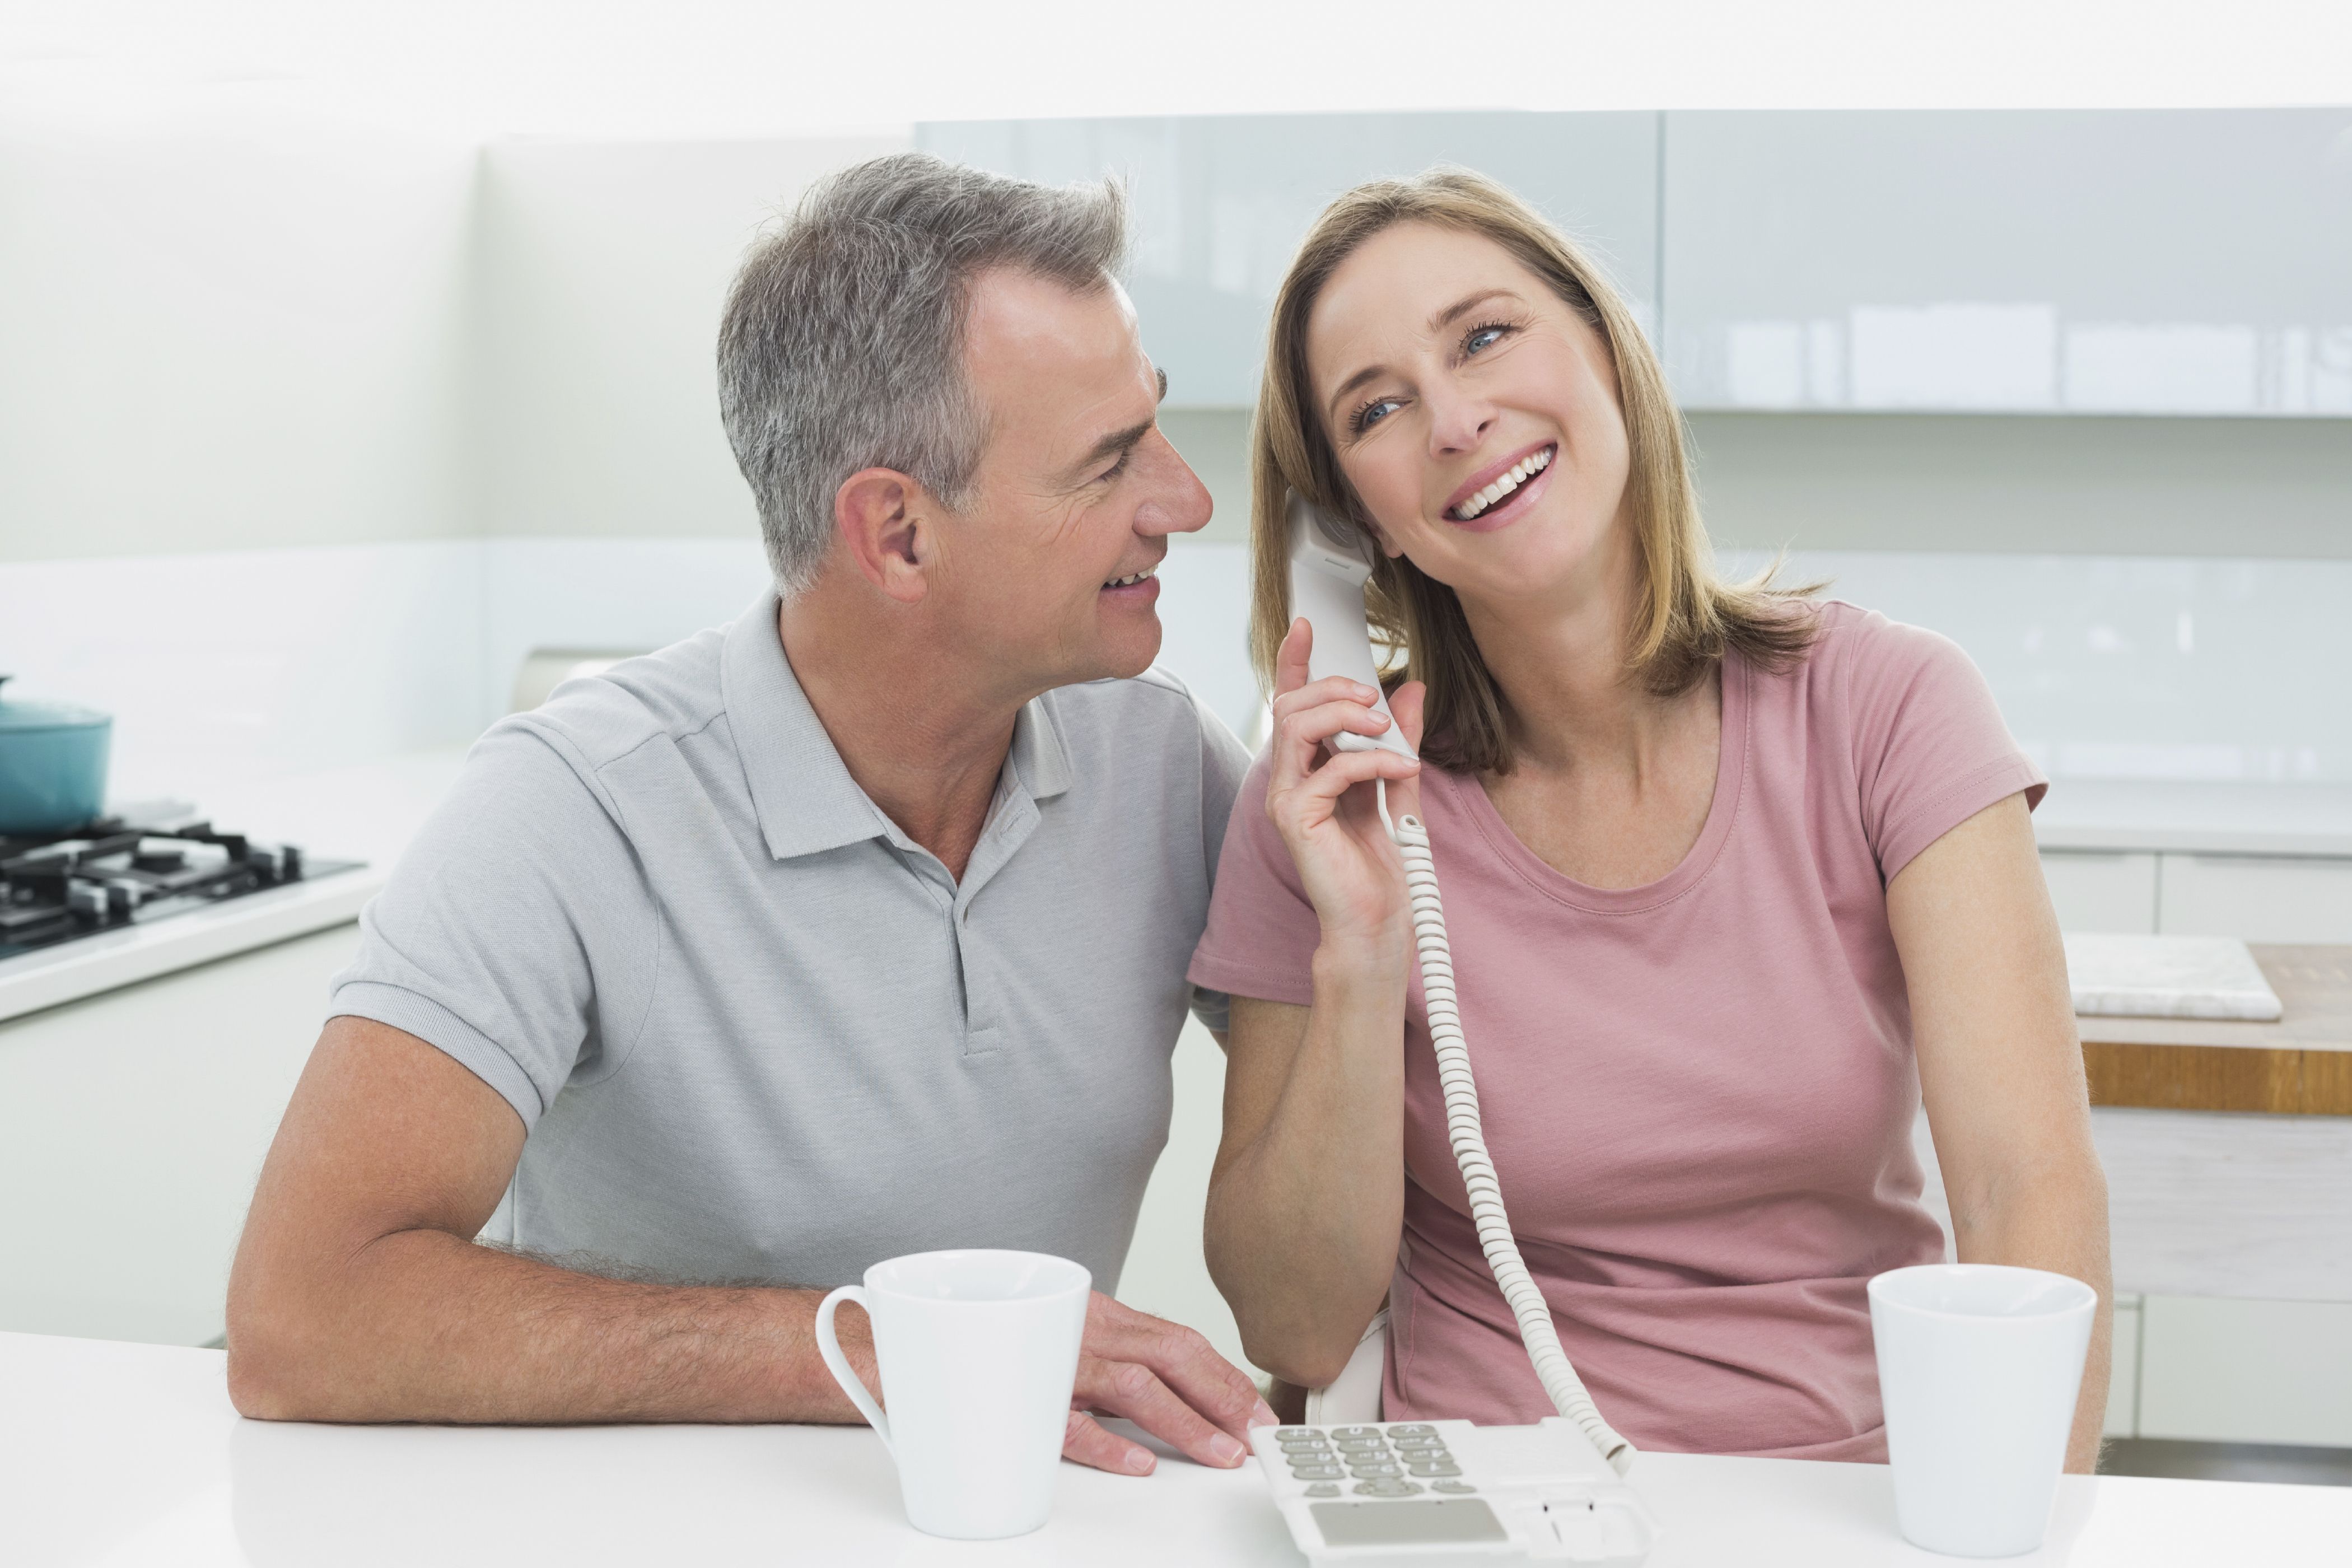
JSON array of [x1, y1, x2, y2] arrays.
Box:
[[1250, 1417, 1655, 1566]]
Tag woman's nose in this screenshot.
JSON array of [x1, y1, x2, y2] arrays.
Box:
[[1423, 380, 1495, 455]]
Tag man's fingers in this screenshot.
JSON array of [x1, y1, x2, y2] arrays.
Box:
[[1072, 1355, 1249, 1471], [1063, 1408, 1156, 1476], [1080, 1297, 1277, 1444]]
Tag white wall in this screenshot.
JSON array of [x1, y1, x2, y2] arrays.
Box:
[[474, 134, 907, 542], [0, 87, 478, 564]]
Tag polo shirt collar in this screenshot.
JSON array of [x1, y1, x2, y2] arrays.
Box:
[[721, 592, 1072, 864]]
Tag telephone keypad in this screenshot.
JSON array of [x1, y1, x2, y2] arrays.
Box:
[[1354, 1478, 1424, 1498]]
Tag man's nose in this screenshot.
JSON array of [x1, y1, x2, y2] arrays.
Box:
[[1131, 430, 1213, 538]]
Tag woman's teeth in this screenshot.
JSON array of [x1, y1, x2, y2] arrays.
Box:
[[1103, 564, 1159, 588], [1450, 445, 1554, 521]]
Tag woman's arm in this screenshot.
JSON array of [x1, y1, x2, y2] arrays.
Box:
[[1888, 791, 2113, 1473], [1204, 623, 1426, 1387]]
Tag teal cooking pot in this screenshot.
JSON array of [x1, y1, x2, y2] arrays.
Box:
[[0, 676, 113, 836]]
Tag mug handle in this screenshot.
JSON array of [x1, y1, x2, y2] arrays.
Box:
[[815, 1285, 892, 1455]]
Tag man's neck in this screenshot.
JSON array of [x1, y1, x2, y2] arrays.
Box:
[[775, 591, 1028, 883]]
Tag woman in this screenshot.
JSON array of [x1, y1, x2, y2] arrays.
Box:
[[1189, 169, 2112, 1466]]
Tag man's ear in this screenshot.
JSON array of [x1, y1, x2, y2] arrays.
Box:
[[834, 468, 935, 605]]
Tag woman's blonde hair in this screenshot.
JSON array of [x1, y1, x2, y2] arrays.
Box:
[[1249, 167, 1817, 776]]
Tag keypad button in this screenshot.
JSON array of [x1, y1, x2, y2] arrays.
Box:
[[1304, 1483, 1341, 1498], [1407, 1461, 1463, 1478], [1354, 1478, 1424, 1498], [1392, 1441, 1446, 1458], [1332, 1426, 1382, 1440], [1281, 1441, 1331, 1456], [1289, 1463, 1343, 1481], [1385, 1424, 1436, 1438], [1348, 1461, 1403, 1478], [1432, 1480, 1478, 1495], [1276, 1427, 1318, 1441]]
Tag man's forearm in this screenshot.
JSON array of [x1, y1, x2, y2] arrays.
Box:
[[229, 1226, 870, 1425]]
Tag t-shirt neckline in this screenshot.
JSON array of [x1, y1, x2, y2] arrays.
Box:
[[1443, 652, 1751, 916]]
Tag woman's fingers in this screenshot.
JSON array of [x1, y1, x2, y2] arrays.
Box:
[[1279, 747, 1420, 825], [1273, 618, 1313, 699], [1267, 684, 1392, 793]]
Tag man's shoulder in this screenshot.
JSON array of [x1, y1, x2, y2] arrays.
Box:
[[508, 626, 733, 776], [1043, 667, 1223, 753]]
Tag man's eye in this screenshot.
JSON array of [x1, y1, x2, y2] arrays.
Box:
[[1099, 450, 1133, 483], [1350, 398, 1402, 435]]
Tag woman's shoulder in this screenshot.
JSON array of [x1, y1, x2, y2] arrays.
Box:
[[1752, 598, 1982, 717]]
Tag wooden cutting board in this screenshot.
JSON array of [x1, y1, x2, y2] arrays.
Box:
[[2077, 945, 2352, 1114]]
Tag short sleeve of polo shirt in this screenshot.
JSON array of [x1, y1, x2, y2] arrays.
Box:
[[1835, 605, 2048, 884], [328, 721, 660, 1130], [1185, 690, 1255, 1035]]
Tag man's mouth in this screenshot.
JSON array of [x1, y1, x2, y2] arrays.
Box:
[[1102, 562, 1160, 590], [1446, 444, 1555, 522]]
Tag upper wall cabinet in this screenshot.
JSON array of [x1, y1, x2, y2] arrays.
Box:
[[917, 114, 1659, 408], [1663, 109, 2352, 416]]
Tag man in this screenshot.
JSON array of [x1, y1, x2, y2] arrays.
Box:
[[226, 153, 1271, 1476]]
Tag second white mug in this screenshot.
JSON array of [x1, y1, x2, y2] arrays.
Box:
[[1870, 1262, 2097, 1558], [816, 1248, 1091, 1541]]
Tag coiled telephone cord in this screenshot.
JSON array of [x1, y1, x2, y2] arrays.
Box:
[[1378, 779, 1635, 1476]]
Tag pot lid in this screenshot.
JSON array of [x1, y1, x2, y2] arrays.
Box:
[[0, 675, 111, 734]]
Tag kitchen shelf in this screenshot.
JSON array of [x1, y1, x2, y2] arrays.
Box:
[[2082, 945, 2352, 1114]]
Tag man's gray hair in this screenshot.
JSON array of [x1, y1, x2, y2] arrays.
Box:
[[718, 152, 1128, 595]]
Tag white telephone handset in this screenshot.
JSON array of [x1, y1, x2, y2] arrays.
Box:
[[1256, 495, 1654, 1566], [1286, 493, 1416, 760]]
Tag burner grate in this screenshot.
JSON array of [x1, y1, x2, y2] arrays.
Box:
[[0, 815, 357, 962]]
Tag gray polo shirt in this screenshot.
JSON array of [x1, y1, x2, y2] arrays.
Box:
[[330, 592, 1249, 1294]]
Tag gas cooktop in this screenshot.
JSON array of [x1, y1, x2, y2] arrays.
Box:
[[0, 804, 361, 963]]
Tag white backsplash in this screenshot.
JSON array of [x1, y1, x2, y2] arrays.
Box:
[[1734, 551, 2352, 783], [1, 540, 2344, 816]]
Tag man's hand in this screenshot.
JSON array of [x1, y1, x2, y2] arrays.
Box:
[[1061, 1294, 1276, 1474]]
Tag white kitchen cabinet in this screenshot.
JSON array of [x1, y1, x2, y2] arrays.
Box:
[[2138, 1295, 2352, 1447], [2041, 850, 2159, 934], [1662, 109, 2352, 416], [2106, 1295, 2142, 1438], [2158, 853, 2352, 942], [0, 924, 356, 1346], [1118, 1017, 1252, 1377], [918, 113, 1659, 408]]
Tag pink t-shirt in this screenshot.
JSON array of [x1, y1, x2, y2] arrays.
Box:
[[1188, 602, 2047, 1460]]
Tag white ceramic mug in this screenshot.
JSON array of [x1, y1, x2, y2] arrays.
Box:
[[1869, 1263, 2098, 1558], [816, 1249, 1091, 1540]]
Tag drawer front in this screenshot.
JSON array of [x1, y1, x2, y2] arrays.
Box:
[[2041, 850, 2159, 934], [2138, 1295, 2352, 1446], [2159, 855, 2352, 943]]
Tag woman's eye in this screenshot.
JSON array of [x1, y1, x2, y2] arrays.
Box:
[[1465, 324, 1511, 355], [1352, 398, 1402, 435]]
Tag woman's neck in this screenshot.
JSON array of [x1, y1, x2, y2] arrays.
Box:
[[1458, 534, 1688, 781]]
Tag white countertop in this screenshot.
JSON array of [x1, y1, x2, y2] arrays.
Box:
[[9, 1331, 2344, 1567], [2033, 781, 2352, 858], [0, 748, 469, 1024]]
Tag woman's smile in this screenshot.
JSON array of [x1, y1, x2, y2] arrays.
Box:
[[1442, 440, 1557, 531]]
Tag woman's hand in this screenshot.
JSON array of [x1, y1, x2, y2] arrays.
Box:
[[1263, 617, 1425, 962]]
